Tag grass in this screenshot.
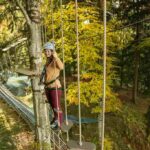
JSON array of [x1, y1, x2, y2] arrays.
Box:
[[0, 100, 34, 150]]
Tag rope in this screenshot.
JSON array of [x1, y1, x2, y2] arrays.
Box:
[[51, 0, 55, 41], [60, 0, 69, 142], [50, 0, 61, 128], [60, 0, 68, 126], [101, 0, 107, 150], [75, 0, 82, 146], [54, 69, 61, 127], [50, 128, 67, 150]]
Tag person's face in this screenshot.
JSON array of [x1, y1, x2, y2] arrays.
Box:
[[44, 49, 53, 58]]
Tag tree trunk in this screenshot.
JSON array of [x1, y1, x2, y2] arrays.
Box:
[[132, 0, 140, 103], [3, 1, 52, 148], [133, 49, 139, 103], [22, 0, 51, 149], [29, 23, 51, 150]]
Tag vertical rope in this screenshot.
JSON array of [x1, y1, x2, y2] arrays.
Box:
[[55, 86, 60, 127], [51, 0, 55, 41], [101, 0, 107, 150], [54, 62, 60, 127], [52, 0, 60, 127], [50, 0, 61, 129], [60, 0, 69, 142], [60, 0, 68, 126], [75, 0, 82, 146]]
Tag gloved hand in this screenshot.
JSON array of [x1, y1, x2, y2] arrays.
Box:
[[52, 51, 58, 59]]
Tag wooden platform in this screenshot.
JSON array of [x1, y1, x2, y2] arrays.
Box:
[[61, 120, 73, 132], [15, 68, 37, 76], [67, 140, 96, 150]]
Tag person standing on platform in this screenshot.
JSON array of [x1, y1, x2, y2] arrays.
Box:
[[40, 42, 64, 129]]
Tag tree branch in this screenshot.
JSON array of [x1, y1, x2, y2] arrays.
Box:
[[109, 17, 150, 33], [2, 38, 27, 52], [14, 0, 31, 26]]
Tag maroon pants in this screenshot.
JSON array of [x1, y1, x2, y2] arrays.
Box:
[[45, 88, 63, 127]]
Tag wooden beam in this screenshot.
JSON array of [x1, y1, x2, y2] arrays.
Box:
[[2, 38, 27, 52], [15, 68, 38, 76]]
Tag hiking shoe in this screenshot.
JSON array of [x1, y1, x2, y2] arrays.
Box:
[[51, 120, 59, 130]]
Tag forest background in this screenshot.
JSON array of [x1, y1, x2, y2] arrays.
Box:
[[0, 0, 150, 150]]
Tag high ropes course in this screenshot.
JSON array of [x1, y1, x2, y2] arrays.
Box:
[[0, 0, 108, 149], [0, 84, 68, 150]]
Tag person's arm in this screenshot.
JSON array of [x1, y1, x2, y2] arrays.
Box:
[[53, 52, 64, 70]]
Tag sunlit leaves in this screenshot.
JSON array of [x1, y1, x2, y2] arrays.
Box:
[[41, 1, 132, 113]]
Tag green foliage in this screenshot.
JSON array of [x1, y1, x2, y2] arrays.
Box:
[[67, 73, 121, 112], [137, 38, 150, 49], [105, 104, 149, 150], [0, 2, 30, 74], [113, 0, 150, 94], [104, 137, 113, 150], [121, 105, 147, 130], [0, 2, 25, 45], [41, 1, 134, 113], [116, 0, 149, 24], [120, 37, 150, 93], [120, 105, 149, 149]]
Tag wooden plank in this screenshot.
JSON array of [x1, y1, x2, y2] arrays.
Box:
[[61, 120, 73, 132], [15, 68, 37, 76], [67, 140, 96, 150]]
